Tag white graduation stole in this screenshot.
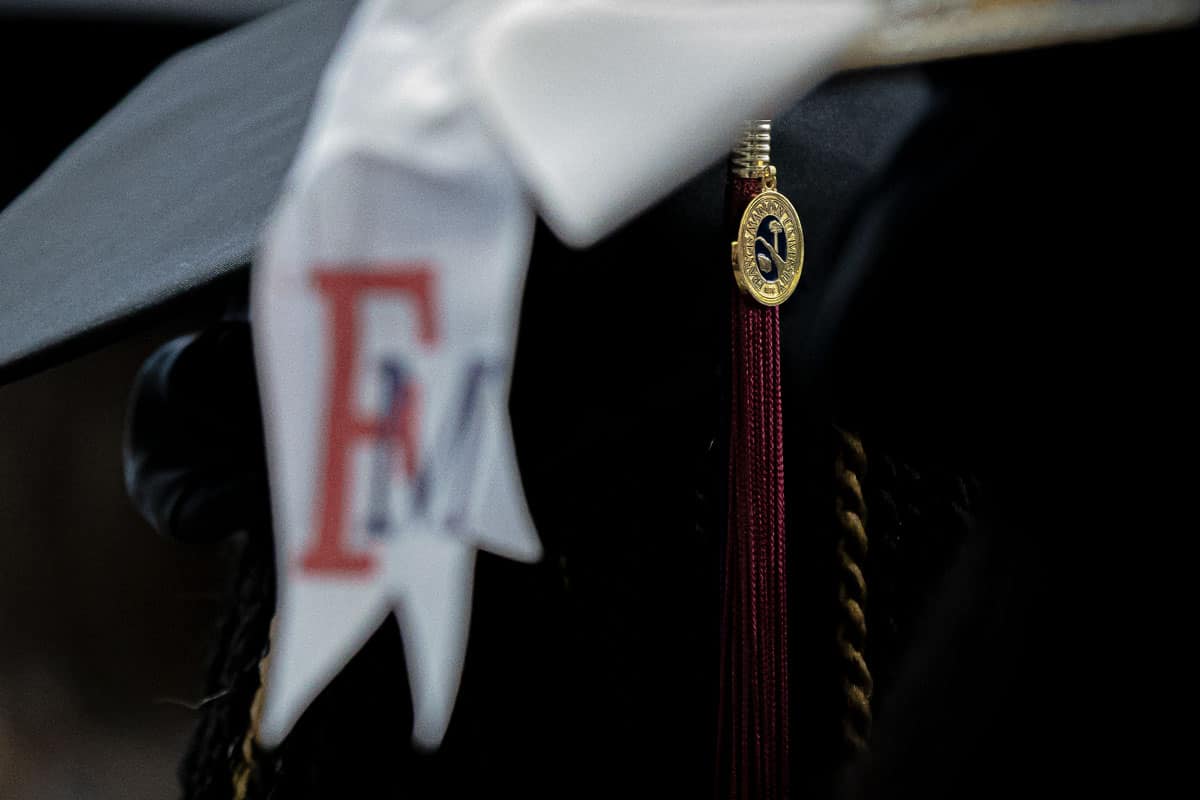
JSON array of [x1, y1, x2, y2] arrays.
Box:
[[254, 0, 876, 751]]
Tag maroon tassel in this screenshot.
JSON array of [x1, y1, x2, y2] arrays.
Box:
[[718, 174, 789, 799]]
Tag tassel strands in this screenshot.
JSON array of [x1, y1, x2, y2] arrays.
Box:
[[718, 120, 790, 800]]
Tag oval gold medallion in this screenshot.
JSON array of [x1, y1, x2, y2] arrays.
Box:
[[731, 190, 804, 306]]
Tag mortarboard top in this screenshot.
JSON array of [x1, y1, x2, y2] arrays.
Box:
[[0, 0, 289, 22], [0, 0, 356, 386], [1, 0, 1196, 388], [0, 0, 886, 387]]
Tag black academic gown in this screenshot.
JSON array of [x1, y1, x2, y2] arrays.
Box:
[[121, 22, 1195, 800]]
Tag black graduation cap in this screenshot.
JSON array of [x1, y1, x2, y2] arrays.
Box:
[[1, 1, 1193, 797], [0, 0, 289, 22], [0, 0, 357, 385]]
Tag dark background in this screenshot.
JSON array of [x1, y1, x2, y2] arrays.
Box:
[[0, 8, 246, 798]]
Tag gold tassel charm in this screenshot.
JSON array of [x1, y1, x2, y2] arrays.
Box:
[[729, 121, 805, 307]]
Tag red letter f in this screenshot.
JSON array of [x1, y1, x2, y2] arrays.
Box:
[[301, 267, 437, 576]]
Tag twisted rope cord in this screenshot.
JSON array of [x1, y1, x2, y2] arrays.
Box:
[[232, 617, 276, 800], [834, 428, 872, 754]]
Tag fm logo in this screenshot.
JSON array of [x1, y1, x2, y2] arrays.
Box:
[[300, 267, 499, 576]]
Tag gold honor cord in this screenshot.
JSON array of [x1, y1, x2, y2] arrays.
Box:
[[834, 428, 872, 754], [233, 618, 276, 800]]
